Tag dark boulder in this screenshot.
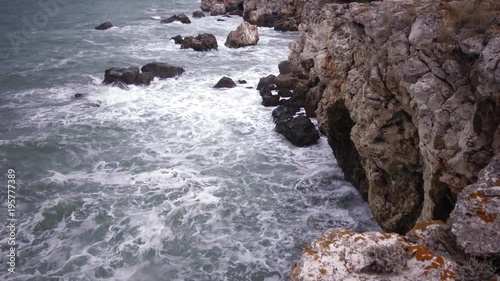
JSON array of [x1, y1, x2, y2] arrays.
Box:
[[141, 62, 185, 79], [217, 19, 226, 22], [161, 13, 191, 24], [275, 116, 320, 147], [214, 76, 237, 88], [95, 22, 113, 30], [259, 85, 272, 97], [181, 33, 218, 51], [272, 104, 300, 123], [103, 67, 140, 85], [192, 11, 205, 18], [171, 35, 183, 44], [274, 18, 298, 32], [135, 72, 155, 86], [257, 74, 276, 90], [262, 95, 280, 107], [238, 80, 247, 84], [278, 89, 293, 97]]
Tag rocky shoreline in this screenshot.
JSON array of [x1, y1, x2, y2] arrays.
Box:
[[96, 0, 499, 279]]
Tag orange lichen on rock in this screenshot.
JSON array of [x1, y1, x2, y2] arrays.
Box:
[[441, 269, 456, 281], [474, 208, 497, 223], [469, 191, 489, 204], [410, 220, 445, 232], [407, 244, 436, 261], [319, 268, 326, 275]]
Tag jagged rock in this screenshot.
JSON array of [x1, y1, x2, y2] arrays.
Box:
[[171, 35, 183, 44], [161, 13, 191, 24], [257, 74, 276, 90], [449, 154, 500, 258], [291, 228, 457, 281], [210, 3, 226, 16], [95, 22, 113, 30], [214, 76, 237, 88], [103, 67, 139, 85], [272, 104, 299, 123], [304, 85, 324, 117], [225, 22, 259, 48], [192, 11, 205, 18], [262, 95, 280, 107], [181, 33, 218, 51], [201, 0, 243, 14], [243, 0, 304, 27], [140, 62, 185, 79], [275, 73, 299, 90], [276, 116, 320, 147], [288, 0, 500, 233], [274, 18, 298, 31]]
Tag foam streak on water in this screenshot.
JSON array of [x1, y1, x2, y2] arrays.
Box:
[[0, 1, 380, 280]]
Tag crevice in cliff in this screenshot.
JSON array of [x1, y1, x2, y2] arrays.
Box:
[[325, 99, 369, 200]]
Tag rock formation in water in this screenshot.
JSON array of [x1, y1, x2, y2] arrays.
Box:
[[181, 33, 218, 51], [95, 22, 113, 30], [225, 22, 259, 48], [160, 13, 191, 24]]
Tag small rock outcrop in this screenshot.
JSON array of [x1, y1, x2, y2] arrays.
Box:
[[214, 76, 237, 88], [262, 95, 280, 107], [103, 67, 140, 85], [95, 22, 113, 30], [225, 22, 259, 48], [171, 35, 183, 44], [160, 13, 191, 24], [181, 33, 218, 51], [449, 154, 500, 258], [257, 74, 276, 91], [140, 62, 185, 79], [291, 228, 457, 281], [243, 0, 302, 28], [192, 11, 205, 18], [103, 63, 184, 87]]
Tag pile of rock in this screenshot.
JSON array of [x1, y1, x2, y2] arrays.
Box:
[[102, 62, 184, 88]]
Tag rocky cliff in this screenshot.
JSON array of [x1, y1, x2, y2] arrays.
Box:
[[287, 0, 500, 234], [282, 0, 500, 279]]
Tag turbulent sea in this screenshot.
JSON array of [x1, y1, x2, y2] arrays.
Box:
[[0, 0, 380, 280]]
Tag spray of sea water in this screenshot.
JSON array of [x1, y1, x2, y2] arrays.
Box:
[[0, 0, 380, 280]]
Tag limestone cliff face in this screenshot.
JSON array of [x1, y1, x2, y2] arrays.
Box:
[[288, 0, 500, 234]]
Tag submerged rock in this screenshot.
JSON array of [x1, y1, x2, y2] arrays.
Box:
[[214, 76, 237, 88], [95, 22, 113, 30], [275, 116, 319, 147], [181, 33, 218, 51], [225, 22, 259, 48], [291, 228, 457, 281], [111, 80, 130, 91], [141, 62, 185, 79], [161, 13, 191, 24]]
